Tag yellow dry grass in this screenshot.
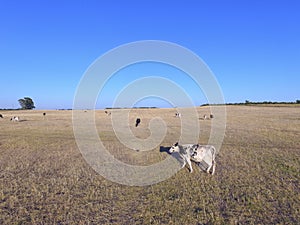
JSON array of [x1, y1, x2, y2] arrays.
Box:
[[0, 106, 299, 224]]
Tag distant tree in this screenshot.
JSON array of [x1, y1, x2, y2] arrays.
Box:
[[18, 97, 35, 110], [245, 100, 250, 105], [296, 100, 300, 104]]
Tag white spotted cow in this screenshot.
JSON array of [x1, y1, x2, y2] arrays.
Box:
[[169, 142, 216, 175]]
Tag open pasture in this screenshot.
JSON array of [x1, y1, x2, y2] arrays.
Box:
[[0, 106, 299, 224]]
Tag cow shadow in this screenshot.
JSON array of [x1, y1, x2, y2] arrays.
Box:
[[159, 146, 171, 154]]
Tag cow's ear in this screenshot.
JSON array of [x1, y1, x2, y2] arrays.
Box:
[[175, 142, 178, 147]]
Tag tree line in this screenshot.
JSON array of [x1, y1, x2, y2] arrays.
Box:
[[201, 100, 300, 106]]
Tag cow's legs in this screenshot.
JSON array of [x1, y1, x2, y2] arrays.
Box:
[[206, 163, 212, 173], [211, 161, 216, 175], [186, 158, 193, 173], [181, 160, 186, 169]]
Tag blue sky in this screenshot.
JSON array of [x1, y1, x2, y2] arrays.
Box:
[[0, 0, 299, 109]]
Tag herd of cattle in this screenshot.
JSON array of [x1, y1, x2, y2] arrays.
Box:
[[0, 112, 47, 122], [104, 110, 217, 174], [0, 110, 217, 174], [0, 114, 21, 121]]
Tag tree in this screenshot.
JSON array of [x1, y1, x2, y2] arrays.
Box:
[[18, 97, 35, 110]]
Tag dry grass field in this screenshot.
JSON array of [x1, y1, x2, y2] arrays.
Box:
[[0, 106, 299, 224]]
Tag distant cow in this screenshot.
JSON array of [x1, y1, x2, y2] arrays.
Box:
[[10, 116, 19, 122], [0, 114, 3, 118], [104, 111, 111, 115], [203, 114, 208, 120], [43, 112, 46, 116], [175, 113, 181, 118], [210, 114, 214, 119], [135, 118, 141, 127]]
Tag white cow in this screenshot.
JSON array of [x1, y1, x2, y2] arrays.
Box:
[[169, 142, 216, 175], [10, 116, 19, 122]]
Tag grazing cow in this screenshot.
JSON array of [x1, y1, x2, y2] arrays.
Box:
[[104, 110, 111, 115], [0, 114, 3, 118], [210, 114, 214, 119], [191, 145, 216, 175], [43, 112, 46, 116], [10, 116, 19, 122], [169, 142, 216, 175], [175, 113, 181, 118], [135, 118, 141, 127]]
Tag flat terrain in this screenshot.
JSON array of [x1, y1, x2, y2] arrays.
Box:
[[0, 106, 299, 224]]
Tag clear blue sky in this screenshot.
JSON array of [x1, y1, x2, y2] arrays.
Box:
[[1, 0, 299, 109]]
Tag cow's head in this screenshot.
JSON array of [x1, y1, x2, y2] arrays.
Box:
[[169, 142, 180, 153]]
